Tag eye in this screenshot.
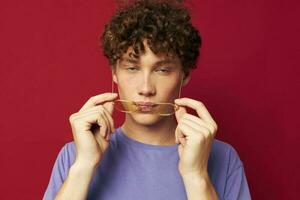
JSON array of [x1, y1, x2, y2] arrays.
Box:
[[126, 67, 138, 72], [156, 68, 170, 73]]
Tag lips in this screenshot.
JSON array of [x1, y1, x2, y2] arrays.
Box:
[[135, 101, 155, 106], [138, 105, 153, 112], [135, 101, 156, 112]]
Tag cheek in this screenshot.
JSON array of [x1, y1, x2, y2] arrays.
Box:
[[116, 75, 135, 98], [158, 78, 181, 99]]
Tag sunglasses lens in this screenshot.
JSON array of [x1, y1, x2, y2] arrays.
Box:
[[150, 103, 175, 115], [113, 100, 138, 113], [113, 100, 176, 116]]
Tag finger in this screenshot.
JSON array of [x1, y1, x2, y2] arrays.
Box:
[[178, 121, 201, 140], [99, 105, 113, 140], [69, 110, 109, 146], [182, 113, 216, 134], [73, 105, 113, 140], [98, 108, 110, 139], [175, 126, 179, 144], [79, 93, 118, 112], [99, 105, 112, 134], [96, 111, 109, 138], [178, 137, 186, 147], [175, 105, 187, 122], [76, 104, 111, 116], [71, 110, 100, 121], [103, 101, 115, 115], [71, 108, 107, 129], [180, 117, 202, 131], [175, 98, 217, 128], [70, 111, 104, 139], [175, 125, 185, 144], [180, 118, 211, 138], [94, 125, 109, 150], [175, 126, 186, 146], [101, 105, 115, 134]]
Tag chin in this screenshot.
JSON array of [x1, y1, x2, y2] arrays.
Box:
[[129, 112, 164, 126]]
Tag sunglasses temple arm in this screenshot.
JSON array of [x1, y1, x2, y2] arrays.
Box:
[[178, 73, 184, 99], [111, 71, 114, 94]]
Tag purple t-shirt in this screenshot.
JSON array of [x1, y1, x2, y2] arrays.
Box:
[[43, 127, 251, 200]]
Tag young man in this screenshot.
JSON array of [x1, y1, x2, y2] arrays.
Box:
[[43, 0, 251, 199]]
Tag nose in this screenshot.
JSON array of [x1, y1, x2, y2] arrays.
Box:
[[138, 74, 156, 97]]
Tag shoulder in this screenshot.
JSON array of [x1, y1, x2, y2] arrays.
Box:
[[212, 139, 242, 159], [62, 141, 76, 154], [209, 139, 244, 172], [55, 141, 76, 171]]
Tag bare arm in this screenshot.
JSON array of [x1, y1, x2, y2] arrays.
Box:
[[53, 93, 117, 199], [182, 172, 219, 200], [54, 161, 98, 200]]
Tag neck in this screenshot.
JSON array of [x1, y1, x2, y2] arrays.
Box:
[[121, 114, 178, 146]]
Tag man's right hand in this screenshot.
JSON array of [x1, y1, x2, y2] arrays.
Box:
[[68, 92, 118, 167]]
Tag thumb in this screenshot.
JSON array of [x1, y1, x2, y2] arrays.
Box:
[[175, 105, 187, 122], [175, 124, 186, 145], [103, 101, 114, 115]]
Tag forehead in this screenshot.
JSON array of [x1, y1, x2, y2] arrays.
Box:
[[119, 47, 179, 65]]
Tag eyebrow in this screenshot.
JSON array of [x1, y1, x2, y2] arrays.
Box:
[[121, 58, 176, 66]]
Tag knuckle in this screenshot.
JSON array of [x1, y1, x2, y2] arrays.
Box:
[[178, 123, 183, 128], [212, 126, 217, 133], [195, 133, 205, 141], [203, 128, 210, 135], [214, 123, 218, 130], [69, 113, 76, 123], [179, 118, 185, 124], [182, 113, 188, 119], [207, 123, 214, 131], [72, 121, 83, 133], [89, 96, 95, 101], [98, 108, 104, 116], [99, 104, 104, 110], [212, 131, 217, 137], [197, 101, 204, 107], [209, 122, 217, 132], [97, 114, 103, 123], [88, 96, 96, 103], [96, 118, 101, 126]]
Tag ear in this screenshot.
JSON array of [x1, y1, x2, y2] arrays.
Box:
[[112, 73, 118, 84], [111, 61, 118, 84], [182, 73, 191, 86]]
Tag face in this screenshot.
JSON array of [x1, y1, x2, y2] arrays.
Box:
[[112, 39, 190, 125]]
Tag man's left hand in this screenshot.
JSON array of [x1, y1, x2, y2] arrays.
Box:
[[174, 97, 218, 178]]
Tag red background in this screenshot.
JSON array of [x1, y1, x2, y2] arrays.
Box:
[[0, 0, 299, 199]]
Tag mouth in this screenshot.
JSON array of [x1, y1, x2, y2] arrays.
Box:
[[137, 105, 154, 112], [135, 101, 155, 106], [135, 101, 157, 112]]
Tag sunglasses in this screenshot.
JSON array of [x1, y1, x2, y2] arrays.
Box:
[[111, 73, 184, 116]]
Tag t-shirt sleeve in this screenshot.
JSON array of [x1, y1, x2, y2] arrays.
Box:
[[42, 143, 74, 200], [224, 145, 252, 200]]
